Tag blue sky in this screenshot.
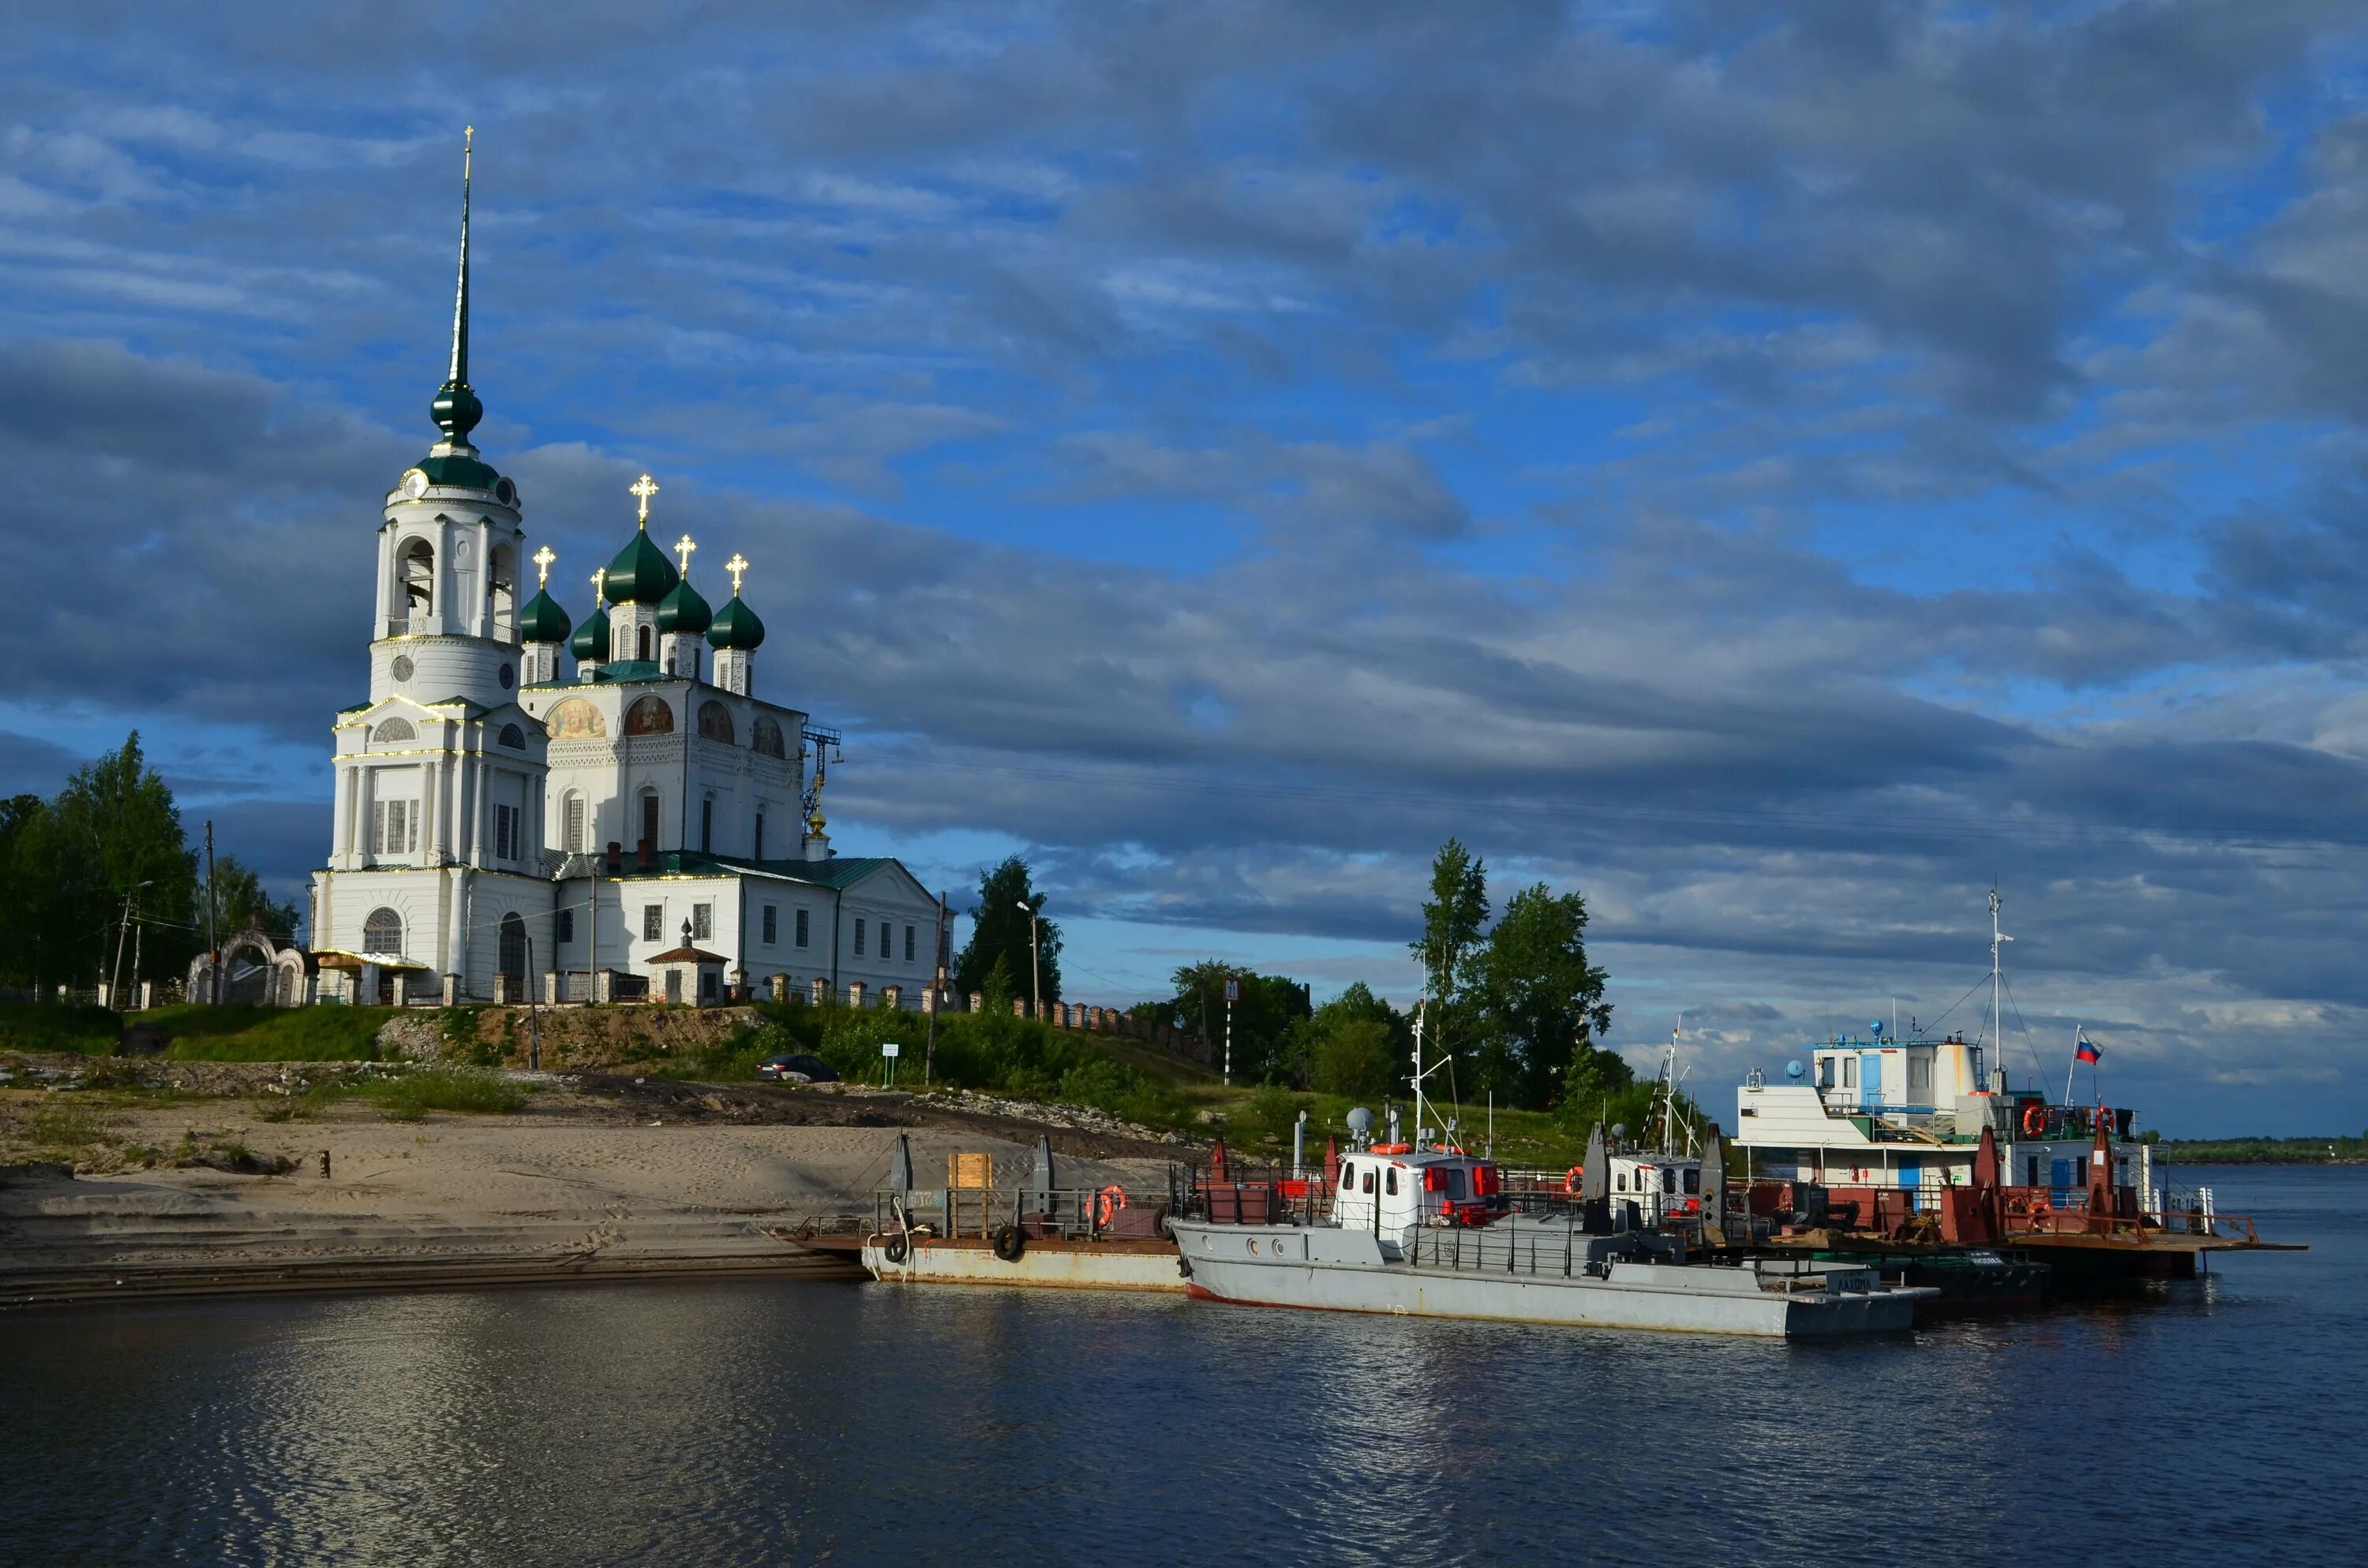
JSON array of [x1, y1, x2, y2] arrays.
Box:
[[9, 2, 2368, 1132]]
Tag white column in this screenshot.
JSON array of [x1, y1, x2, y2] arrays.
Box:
[[471, 757, 489, 866], [332, 765, 352, 861]]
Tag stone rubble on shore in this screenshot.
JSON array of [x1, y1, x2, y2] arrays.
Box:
[[909, 1087, 1189, 1146]]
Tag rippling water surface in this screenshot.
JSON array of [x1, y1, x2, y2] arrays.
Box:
[[4, 1164, 2363, 1566]]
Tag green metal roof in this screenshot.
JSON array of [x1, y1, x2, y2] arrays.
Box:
[[569, 603, 611, 662], [519, 586, 571, 644], [604, 530, 679, 604], [707, 593, 765, 650], [417, 451, 502, 490], [656, 576, 712, 634], [590, 849, 904, 890]]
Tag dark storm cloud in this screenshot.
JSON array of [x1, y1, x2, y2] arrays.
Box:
[[9, 2, 2368, 1128]]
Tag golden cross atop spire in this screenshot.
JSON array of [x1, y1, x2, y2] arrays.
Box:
[[674, 533, 698, 576], [725, 552, 749, 596], [629, 473, 659, 528], [591, 565, 608, 605], [533, 544, 555, 588]]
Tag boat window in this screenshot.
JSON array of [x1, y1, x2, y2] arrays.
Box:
[[1384, 1168, 1399, 1196], [1663, 1168, 1677, 1194], [1445, 1168, 1466, 1199], [1339, 1162, 1355, 1191], [1684, 1168, 1701, 1195], [1360, 1170, 1375, 1195], [1616, 1172, 1628, 1192], [1842, 1057, 1857, 1089]]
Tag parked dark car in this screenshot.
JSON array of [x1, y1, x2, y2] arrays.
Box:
[[757, 1053, 840, 1083]]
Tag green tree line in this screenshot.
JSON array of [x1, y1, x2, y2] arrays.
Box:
[[0, 733, 299, 996]]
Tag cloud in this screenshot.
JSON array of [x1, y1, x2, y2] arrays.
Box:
[[9, 2, 2368, 1131]]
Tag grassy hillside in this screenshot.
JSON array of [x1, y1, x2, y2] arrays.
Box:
[[144, 1003, 393, 1061], [0, 1001, 121, 1055]]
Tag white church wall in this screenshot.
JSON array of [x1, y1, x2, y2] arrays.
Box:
[[455, 871, 560, 998], [319, 868, 451, 967], [371, 637, 525, 708]]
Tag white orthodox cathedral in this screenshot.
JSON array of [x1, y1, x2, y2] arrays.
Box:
[[305, 141, 941, 1009]]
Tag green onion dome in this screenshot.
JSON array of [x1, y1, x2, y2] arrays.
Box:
[[519, 587, 571, 645], [603, 530, 679, 604], [656, 576, 712, 635], [707, 594, 765, 651], [570, 602, 611, 663]]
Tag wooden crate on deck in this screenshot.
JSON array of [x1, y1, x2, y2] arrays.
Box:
[[949, 1152, 994, 1189]]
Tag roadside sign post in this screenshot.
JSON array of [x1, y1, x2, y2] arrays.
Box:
[[882, 1040, 901, 1088], [1223, 977, 1238, 1087]]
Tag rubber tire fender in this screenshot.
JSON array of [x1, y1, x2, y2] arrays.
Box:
[[992, 1224, 1025, 1263], [882, 1232, 910, 1265]]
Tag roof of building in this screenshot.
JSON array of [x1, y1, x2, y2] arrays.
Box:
[[646, 945, 729, 965], [519, 586, 571, 644], [417, 450, 501, 490], [604, 530, 679, 604], [656, 575, 712, 634], [570, 602, 612, 661], [572, 848, 910, 893], [708, 593, 765, 651]]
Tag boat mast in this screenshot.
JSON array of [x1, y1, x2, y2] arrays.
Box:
[[1661, 1017, 1680, 1155], [1989, 887, 2011, 1091]]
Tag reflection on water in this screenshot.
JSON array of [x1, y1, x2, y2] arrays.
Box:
[[4, 1166, 2364, 1567]]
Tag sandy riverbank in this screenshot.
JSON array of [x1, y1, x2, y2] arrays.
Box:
[[0, 1074, 1182, 1308]]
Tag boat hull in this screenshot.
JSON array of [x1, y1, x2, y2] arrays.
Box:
[[861, 1233, 1185, 1293], [1172, 1222, 1923, 1337]]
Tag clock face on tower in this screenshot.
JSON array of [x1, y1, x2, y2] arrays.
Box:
[[399, 468, 429, 500]]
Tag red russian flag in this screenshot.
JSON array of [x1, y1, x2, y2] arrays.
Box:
[[2075, 1035, 2101, 1065]]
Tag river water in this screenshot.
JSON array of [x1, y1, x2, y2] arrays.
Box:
[[3, 1164, 2362, 1566]]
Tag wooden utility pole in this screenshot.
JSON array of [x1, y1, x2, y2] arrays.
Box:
[[204, 820, 219, 1005], [925, 890, 947, 1087]]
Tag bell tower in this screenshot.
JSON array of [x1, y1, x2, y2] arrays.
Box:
[[371, 127, 531, 708]]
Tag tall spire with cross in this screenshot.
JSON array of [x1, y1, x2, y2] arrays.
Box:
[[673, 533, 698, 578], [430, 128, 483, 445], [534, 544, 555, 588], [631, 473, 659, 530]]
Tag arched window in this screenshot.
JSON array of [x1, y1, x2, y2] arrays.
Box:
[[636, 625, 653, 661], [624, 696, 674, 735], [399, 539, 435, 619], [499, 911, 527, 986], [697, 701, 734, 743], [489, 543, 516, 639], [751, 716, 785, 758], [363, 907, 403, 957], [497, 723, 525, 750], [564, 791, 586, 852], [370, 717, 415, 745]]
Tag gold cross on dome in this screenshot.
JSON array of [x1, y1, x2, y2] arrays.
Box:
[[591, 565, 608, 605], [725, 553, 748, 596], [674, 533, 697, 576], [629, 473, 659, 528], [533, 544, 555, 587]]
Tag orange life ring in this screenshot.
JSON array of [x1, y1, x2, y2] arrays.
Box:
[[1370, 1143, 1411, 1154], [1095, 1185, 1129, 1227], [2021, 1102, 2048, 1138], [1564, 1166, 1586, 1196]]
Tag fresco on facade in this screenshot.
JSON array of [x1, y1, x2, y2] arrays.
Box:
[[624, 695, 675, 735], [544, 698, 607, 740]]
